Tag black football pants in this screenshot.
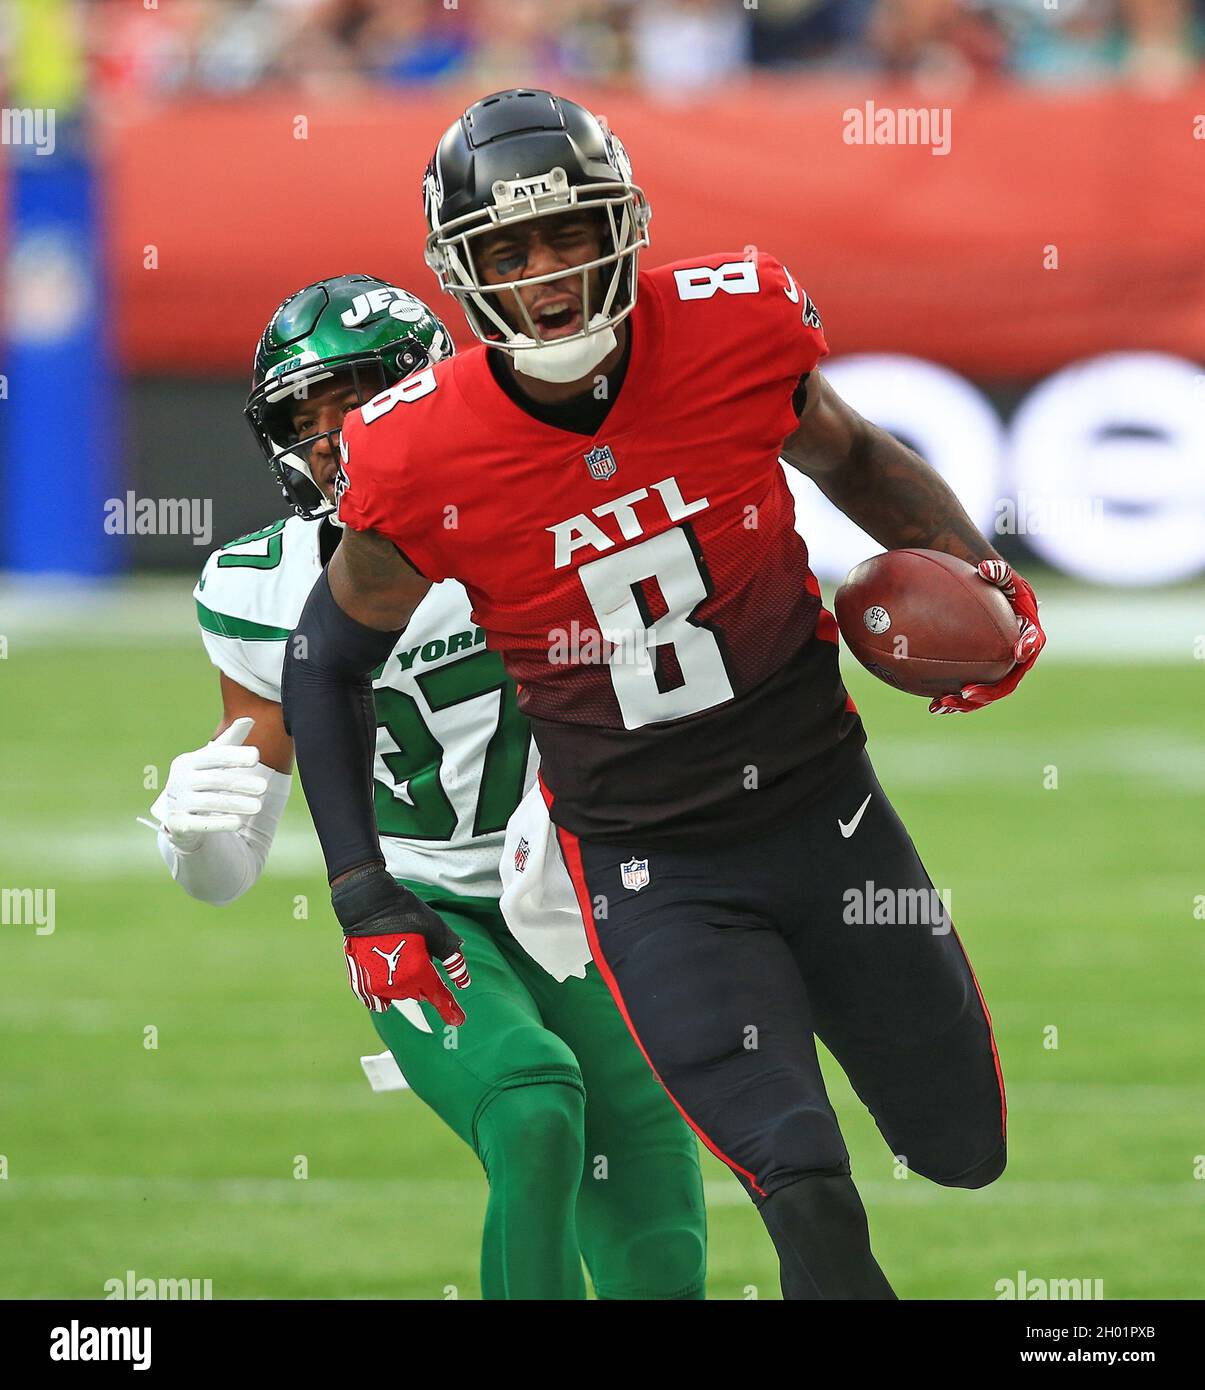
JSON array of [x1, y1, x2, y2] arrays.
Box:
[[556, 749, 1006, 1299]]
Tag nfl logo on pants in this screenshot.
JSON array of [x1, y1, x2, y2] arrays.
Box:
[[621, 858, 650, 892], [584, 444, 617, 482]]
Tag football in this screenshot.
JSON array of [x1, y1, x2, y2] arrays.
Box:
[[834, 549, 1018, 698]]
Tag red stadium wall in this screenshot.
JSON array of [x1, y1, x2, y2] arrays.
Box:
[[96, 80, 1205, 378]]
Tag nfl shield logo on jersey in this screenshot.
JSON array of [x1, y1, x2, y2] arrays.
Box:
[[514, 837, 530, 873], [583, 444, 617, 482], [620, 858, 650, 892]]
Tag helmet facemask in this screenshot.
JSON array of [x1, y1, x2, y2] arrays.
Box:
[[247, 355, 400, 521], [425, 171, 651, 375]]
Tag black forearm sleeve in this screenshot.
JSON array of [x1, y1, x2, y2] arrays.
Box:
[[281, 568, 404, 882]]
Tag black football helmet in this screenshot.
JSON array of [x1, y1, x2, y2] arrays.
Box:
[[423, 89, 651, 353]]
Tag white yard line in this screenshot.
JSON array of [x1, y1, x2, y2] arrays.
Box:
[[868, 731, 1205, 791], [5, 723, 1202, 877], [0, 580, 199, 647], [2, 577, 1203, 660], [0, 824, 324, 875]]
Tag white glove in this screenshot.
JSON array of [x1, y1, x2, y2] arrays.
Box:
[[150, 717, 269, 849], [145, 716, 292, 907]]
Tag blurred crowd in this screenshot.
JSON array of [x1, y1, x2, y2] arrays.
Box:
[[82, 0, 1205, 98]]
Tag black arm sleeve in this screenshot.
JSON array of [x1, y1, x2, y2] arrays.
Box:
[[281, 568, 404, 883]]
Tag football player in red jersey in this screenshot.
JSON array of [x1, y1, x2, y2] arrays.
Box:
[[283, 89, 1045, 1299]]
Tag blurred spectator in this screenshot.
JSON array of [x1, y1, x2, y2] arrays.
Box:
[[89, 0, 214, 98], [748, 0, 878, 71], [981, 0, 1198, 88], [193, 0, 287, 91], [278, 1, 472, 90], [464, 0, 575, 88], [980, 0, 1125, 86], [868, 0, 1011, 83], [558, 0, 628, 80], [1121, 0, 1199, 87], [82, 0, 1205, 98], [628, 0, 752, 92]]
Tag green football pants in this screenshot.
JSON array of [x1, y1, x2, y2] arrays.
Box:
[[370, 889, 707, 1300]]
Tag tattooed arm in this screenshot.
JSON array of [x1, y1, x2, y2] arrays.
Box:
[[780, 372, 1000, 566], [782, 372, 1047, 714]]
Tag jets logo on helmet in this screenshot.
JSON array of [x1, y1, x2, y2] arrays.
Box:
[[340, 285, 431, 328], [244, 274, 453, 521], [422, 89, 651, 381]]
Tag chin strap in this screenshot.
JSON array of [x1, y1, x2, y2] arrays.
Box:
[[509, 315, 618, 384]]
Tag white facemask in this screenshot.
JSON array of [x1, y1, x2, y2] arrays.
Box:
[[508, 314, 619, 385]]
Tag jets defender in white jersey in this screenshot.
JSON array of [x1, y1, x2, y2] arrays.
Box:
[[146, 276, 705, 1301], [190, 513, 536, 901]]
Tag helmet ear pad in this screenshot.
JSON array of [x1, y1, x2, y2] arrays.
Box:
[[271, 452, 329, 517]]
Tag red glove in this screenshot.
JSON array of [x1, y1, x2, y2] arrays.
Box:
[[332, 867, 469, 1025], [344, 932, 469, 1025], [929, 560, 1046, 714]]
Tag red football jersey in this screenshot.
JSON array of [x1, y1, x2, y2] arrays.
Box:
[[337, 251, 864, 843]]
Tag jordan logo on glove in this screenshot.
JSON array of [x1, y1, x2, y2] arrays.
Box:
[[371, 940, 406, 985]]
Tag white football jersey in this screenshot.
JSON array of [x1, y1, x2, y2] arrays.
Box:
[[193, 515, 540, 899]]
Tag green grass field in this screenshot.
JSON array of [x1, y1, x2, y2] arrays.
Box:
[[1, 579, 1202, 1299]]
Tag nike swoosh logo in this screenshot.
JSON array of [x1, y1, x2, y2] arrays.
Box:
[[838, 793, 872, 839]]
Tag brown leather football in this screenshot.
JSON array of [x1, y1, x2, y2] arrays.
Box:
[[834, 549, 1018, 698]]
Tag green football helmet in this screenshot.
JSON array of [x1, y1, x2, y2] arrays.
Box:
[[245, 273, 453, 519]]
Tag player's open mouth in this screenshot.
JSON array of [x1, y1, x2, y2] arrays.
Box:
[[532, 302, 581, 339]]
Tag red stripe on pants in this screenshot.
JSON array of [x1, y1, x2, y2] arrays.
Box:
[[552, 811, 768, 1198]]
